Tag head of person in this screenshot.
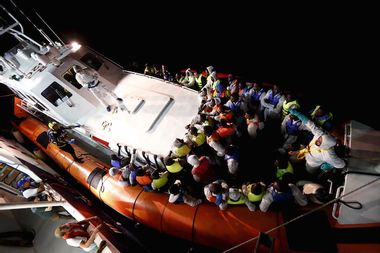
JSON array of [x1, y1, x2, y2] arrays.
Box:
[[187, 154, 200, 167], [251, 183, 264, 195], [209, 182, 222, 194], [164, 156, 175, 166], [173, 138, 184, 148], [169, 183, 180, 195], [206, 66, 214, 75], [109, 167, 120, 177], [48, 121, 60, 131], [189, 127, 198, 136], [315, 105, 327, 117], [273, 84, 280, 94], [203, 125, 213, 137], [73, 65, 82, 73], [314, 187, 331, 204], [252, 82, 260, 91], [54, 225, 68, 238]]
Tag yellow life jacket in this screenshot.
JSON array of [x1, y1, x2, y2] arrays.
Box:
[[246, 184, 265, 202], [174, 145, 191, 157], [152, 173, 169, 189], [227, 194, 246, 205], [192, 132, 206, 147], [166, 161, 183, 173], [276, 161, 294, 180]]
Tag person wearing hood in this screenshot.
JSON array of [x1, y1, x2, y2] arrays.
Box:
[[181, 68, 196, 89], [261, 84, 285, 121], [288, 109, 346, 174], [73, 65, 129, 113]]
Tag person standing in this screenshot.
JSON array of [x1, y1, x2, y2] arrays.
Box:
[[73, 65, 129, 113]]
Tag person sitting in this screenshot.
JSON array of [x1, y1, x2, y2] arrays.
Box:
[[261, 84, 285, 121], [204, 180, 229, 210], [47, 121, 83, 163], [168, 179, 202, 207], [227, 187, 256, 211], [242, 181, 266, 206], [187, 154, 215, 185], [297, 180, 332, 204], [151, 170, 169, 192], [55, 216, 106, 252], [171, 138, 191, 158], [281, 113, 306, 152], [259, 174, 307, 212]]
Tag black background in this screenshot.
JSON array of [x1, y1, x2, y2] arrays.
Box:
[[1, 1, 378, 129]]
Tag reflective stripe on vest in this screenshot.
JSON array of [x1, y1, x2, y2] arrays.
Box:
[[276, 161, 294, 180], [166, 161, 183, 173]]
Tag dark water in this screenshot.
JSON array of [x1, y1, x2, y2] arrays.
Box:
[[3, 1, 374, 128]]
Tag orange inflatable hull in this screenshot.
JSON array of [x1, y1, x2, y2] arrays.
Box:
[[15, 117, 289, 252]]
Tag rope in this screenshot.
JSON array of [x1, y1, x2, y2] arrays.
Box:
[[0, 94, 15, 98], [222, 176, 380, 253]]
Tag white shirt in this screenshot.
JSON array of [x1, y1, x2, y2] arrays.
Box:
[[304, 121, 345, 168]]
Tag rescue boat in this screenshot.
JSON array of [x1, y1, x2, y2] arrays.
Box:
[[2, 4, 380, 252], [12, 116, 380, 253]]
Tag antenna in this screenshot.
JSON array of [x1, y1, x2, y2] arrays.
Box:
[[35, 12, 64, 46], [9, 0, 55, 46]]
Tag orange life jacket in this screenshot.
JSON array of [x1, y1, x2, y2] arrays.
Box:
[[62, 223, 89, 239]]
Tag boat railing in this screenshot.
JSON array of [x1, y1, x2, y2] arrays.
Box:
[[223, 175, 380, 253]]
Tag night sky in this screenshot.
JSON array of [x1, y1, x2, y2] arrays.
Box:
[[2, 1, 378, 128]]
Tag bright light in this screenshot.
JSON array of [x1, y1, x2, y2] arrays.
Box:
[[70, 42, 82, 52]]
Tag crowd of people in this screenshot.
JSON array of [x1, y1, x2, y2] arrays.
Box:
[[104, 63, 347, 212]]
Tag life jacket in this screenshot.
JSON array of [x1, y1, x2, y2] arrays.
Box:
[[217, 125, 235, 138], [207, 132, 220, 143], [152, 174, 169, 189], [174, 144, 191, 157], [267, 91, 281, 108], [62, 223, 89, 240], [47, 129, 67, 147], [166, 161, 183, 173], [276, 161, 294, 180], [227, 194, 246, 205], [192, 132, 206, 147], [219, 111, 234, 122], [286, 119, 302, 136], [136, 172, 152, 186], [250, 89, 264, 104], [246, 184, 265, 202], [191, 156, 210, 178], [195, 75, 205, 89], [282, 100, 300, 117]]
